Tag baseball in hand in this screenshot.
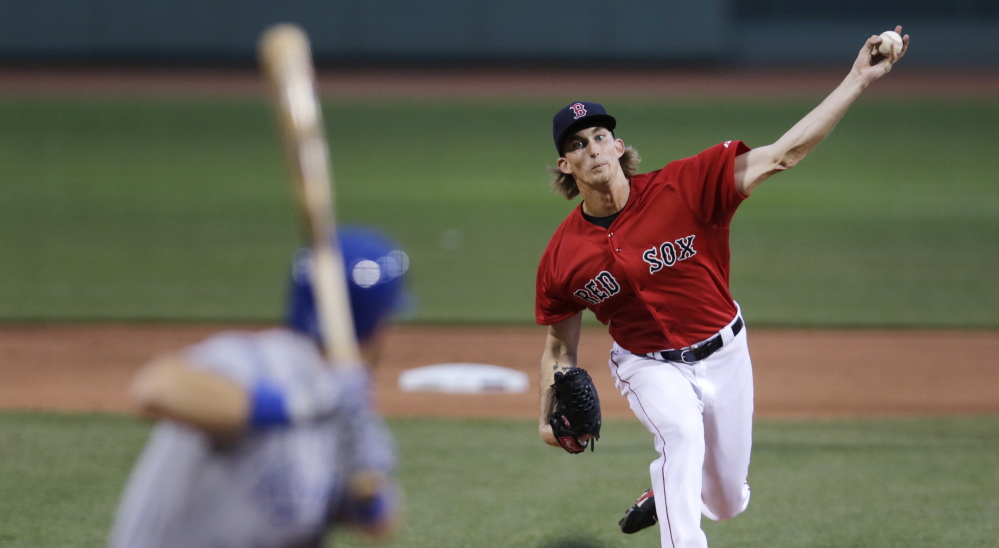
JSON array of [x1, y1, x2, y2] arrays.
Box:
[[876, 31, 903, 56]]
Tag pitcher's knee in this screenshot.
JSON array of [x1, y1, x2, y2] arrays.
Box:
[[704, 483, 750, 521], [708, 503, 745, 522]]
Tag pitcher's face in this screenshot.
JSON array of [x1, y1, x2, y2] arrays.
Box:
[[558, 127, 625, 188]]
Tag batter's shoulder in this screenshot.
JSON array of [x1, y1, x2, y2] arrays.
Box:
[[184, 328, 324, 382]]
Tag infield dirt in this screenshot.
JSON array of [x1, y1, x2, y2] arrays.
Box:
[[2, 324, 998, 419]]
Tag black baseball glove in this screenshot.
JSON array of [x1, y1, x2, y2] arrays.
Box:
[[548, 368, 602, 453]]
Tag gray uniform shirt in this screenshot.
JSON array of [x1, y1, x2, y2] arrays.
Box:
[[109, 328, 395, 548]]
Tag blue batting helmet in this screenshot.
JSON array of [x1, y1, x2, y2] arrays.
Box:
[[286, 226, 409, 344]]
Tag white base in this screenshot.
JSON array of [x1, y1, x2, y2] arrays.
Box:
[[397, 363, 529, 394]]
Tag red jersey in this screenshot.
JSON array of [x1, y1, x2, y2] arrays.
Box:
[[535, 141, 751, 354]]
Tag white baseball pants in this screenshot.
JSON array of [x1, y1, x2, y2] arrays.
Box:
[[609, 316, 753, 548]]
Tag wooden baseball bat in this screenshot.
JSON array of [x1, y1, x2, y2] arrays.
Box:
[[259, 23, 361, 368]]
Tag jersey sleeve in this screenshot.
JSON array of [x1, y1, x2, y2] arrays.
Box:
[[674, 140, 751, 228], [535, 236, 585, 325], [182, 331, 261, 385], [184, 330, 369, 421]]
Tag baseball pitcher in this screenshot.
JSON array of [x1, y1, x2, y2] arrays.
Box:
[[536, 29, 908, 547]]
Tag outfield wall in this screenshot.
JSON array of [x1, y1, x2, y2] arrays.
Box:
[[0, 1, 996, 67]]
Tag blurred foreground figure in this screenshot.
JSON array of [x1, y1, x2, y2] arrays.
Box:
[[109, 226, 408, 548]]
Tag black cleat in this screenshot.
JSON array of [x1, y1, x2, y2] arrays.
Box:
[[618, 489, 657, 534]]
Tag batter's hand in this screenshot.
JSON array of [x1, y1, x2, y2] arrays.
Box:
[[854, 25, 909, 84]]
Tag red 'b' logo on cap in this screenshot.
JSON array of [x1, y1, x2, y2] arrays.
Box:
[[570, 103, 587, 119]]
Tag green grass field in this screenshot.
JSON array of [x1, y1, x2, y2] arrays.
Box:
[[1, 412, 996, 548], [1, 96, 996, 326]]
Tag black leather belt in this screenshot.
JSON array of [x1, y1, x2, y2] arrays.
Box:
[[640, 316, 744, 364]]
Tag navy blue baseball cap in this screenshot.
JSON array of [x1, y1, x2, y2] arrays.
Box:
[[552, 101, 617, 155]]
